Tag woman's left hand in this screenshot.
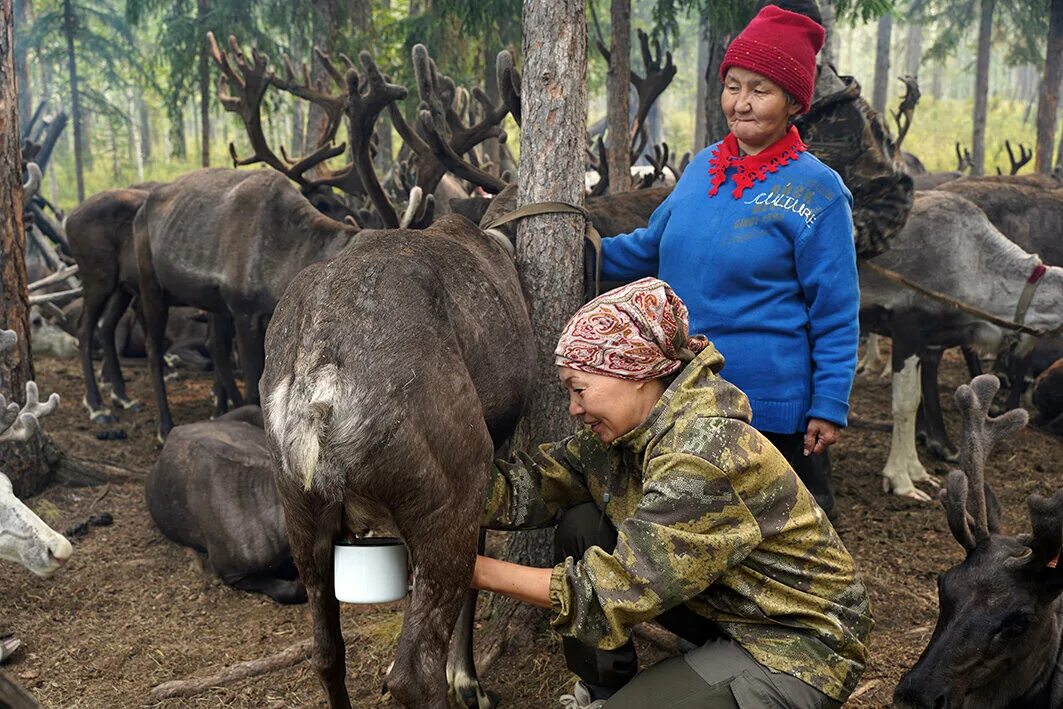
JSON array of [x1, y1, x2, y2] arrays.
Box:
[[804, 418, 841, 456]]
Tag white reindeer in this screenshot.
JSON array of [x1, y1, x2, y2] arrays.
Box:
[[860, 190, 1063, 501], [0, 329, 68, 663]]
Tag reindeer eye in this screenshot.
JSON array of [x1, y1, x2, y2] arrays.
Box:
[[998, 612, 1033, 639]]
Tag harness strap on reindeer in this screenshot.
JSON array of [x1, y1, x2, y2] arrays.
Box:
[[481, 200, 604, 299], [861, 259, 1063, 340]]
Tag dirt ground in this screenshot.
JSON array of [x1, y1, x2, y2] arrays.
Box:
[[2, 349, 1061, 708]]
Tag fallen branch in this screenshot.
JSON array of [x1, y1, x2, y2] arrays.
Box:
[[150, 631, 357, 700], [0, 668, 40, 709], [56, 456, 146, 486]]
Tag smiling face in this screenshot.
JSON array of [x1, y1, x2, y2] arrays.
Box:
[[721, 66, 802, 155], [558, 367, 667, 444]]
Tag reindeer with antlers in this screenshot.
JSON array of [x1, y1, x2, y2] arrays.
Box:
[[893, 374, 1063, 708]]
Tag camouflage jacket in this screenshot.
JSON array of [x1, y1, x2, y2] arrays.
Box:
[[795, 65, 913, 260], [482, 345, 873, 702]]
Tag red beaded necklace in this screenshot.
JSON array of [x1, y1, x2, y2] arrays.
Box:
[[707, 125, 807, 200]]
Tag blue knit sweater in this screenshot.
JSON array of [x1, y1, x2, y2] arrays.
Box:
[[601, 141, 859, 434]]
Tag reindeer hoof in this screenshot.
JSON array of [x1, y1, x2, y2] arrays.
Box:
[[900, 487, 933, 502], [89, 410, 117, 425], [923, 439, 959, 463], [111, 396, 142, 412], [448, 666, 496, 709]]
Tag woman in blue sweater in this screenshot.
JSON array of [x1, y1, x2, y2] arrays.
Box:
[[601, 5, 858, 520]]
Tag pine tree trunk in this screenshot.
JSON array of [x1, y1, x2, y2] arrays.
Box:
[[606, 0, 630, 193], [820, 0, 836, 68], [479, 44, 498, 176], [905, 23, 922, 78], [694, 28, 708, 150], [197, 0, 210, 167], [872, 12, 892, 113], [138, 94, 151, 163], [128, 88, 144, 181], [12, 0, 29, 132], [167, 96, 186, 160], [1036, 0, 1063, 173], [704, 20, 731, 147], [310, 0, 339, 153], [972, 0, 994, 175], [488, 0, 587, 650], [1, 0, 56, 498], [61, 0, 83, 201]]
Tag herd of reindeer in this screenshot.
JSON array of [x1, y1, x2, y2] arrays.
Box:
[[4, 30, 1063, 709]]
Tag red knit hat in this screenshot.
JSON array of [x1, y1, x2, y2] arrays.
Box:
[[720, 6, 825, 114]]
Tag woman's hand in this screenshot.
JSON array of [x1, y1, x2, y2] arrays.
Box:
[[804, 418, 841, 456], [472, 555, 553, 609]]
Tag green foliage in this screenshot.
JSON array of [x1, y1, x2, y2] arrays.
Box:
[[920, 0, 1049, 67], [651, 0, 899, 38], [24, 0, 140, 117], [903, 94, 1037, 173]]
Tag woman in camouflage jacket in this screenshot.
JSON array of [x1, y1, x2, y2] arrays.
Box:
[[474, 278, 872, 709]]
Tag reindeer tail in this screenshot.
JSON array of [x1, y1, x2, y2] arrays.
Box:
[[266, 365, 341, 493]]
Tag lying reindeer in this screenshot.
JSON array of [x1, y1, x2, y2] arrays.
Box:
[[893, 375, 1063, 707], [146, 405, 305, 603]]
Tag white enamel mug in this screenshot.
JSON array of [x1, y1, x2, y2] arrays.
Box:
[[333, 537, 409, 604]]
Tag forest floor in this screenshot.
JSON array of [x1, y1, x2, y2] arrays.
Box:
[[2, 348, 1061, 708]]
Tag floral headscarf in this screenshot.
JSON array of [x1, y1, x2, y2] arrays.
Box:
[[554, 278, 709, 381]]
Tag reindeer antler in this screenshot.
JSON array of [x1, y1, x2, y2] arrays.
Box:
[[955, 142, 974, 174], [0, 331, 60, 443], [1005, 140, 1032, 175], [630, 30, 675, 145], [942, 375, 1029, 552], [891, 75, 920, 151], [391, 44, 510, 195]]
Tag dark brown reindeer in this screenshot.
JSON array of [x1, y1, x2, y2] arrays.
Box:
[[261, 184, 531, 709], [66, 187, 166, 423], [893, 374, 1063, 708]]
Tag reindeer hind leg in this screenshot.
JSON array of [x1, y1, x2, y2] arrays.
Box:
[[277, 484, 351, 708], [387, 430, 491, 709], [447, 529, 496, 709]]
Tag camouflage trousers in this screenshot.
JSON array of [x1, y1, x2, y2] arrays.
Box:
[[763, 432, 837, 523], [554, 503, 841, 708]]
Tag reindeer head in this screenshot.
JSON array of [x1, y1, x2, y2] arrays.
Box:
[[894, 375, 1063, 709], [0, 329, 70, 577]]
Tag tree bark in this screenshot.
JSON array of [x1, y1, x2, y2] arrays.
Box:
[[61, 0, 83, 201], [1036, 0, 1063, 173], [972, 0, 994, 175], [479, 44, 498, 176], [820, 0, 836, 68], [310, 0, 339, 152], [12, 0, 28, 132], [197, 0, 210, 167], [606, 0, 631, 192], [905, 22, 922, 78], [1, 0, 31, 392], [137, 94, 150, 163], [490, 0, 587, 646], [694, 28, 708, 150], [1, 0, 56, 499], [872, 12, 892, 113], [703, 20, 731, 147]]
